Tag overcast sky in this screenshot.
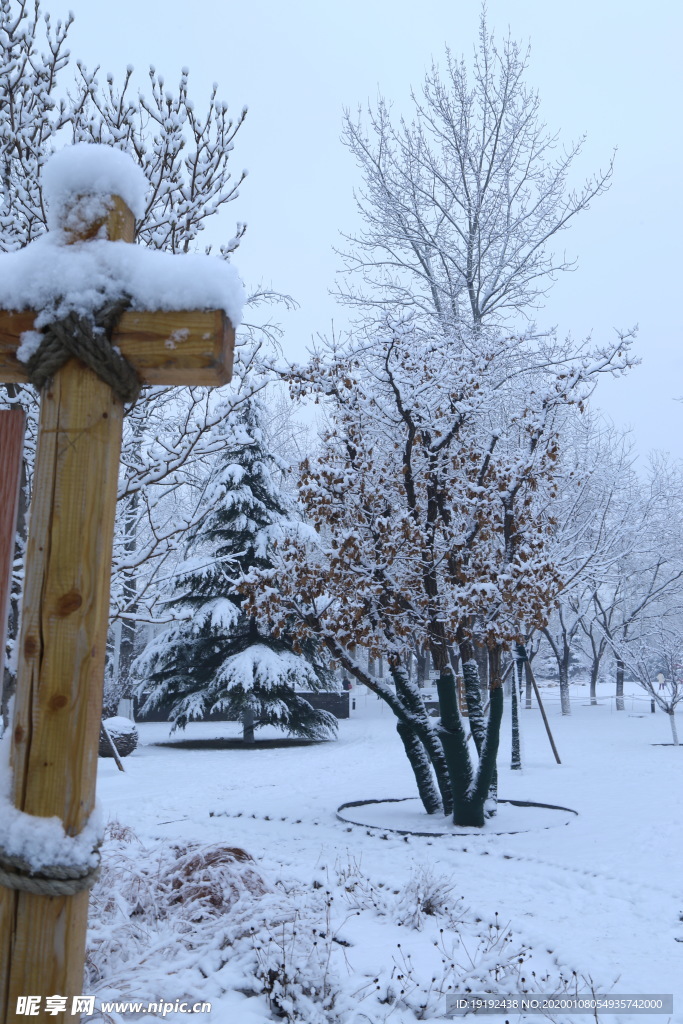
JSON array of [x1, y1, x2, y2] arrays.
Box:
[[69, 0, 683, 461]]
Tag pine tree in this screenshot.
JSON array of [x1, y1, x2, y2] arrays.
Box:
[[136, 400, 338, 743]]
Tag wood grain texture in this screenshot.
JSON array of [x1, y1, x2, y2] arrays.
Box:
[[0, 308, 234, 387], [66, 194, 135, 245], [0, 410, 24, 686], [0, 363, 124, 1021], [1, 196, 128, 1024]]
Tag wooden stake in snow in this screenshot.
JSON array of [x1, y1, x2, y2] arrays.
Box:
[[0, 148, 236, 1023], [523, 659, 561, 765], [0, 410, 24, 689]]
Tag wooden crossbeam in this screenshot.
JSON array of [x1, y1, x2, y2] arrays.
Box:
[[0, 308, 234, 387]]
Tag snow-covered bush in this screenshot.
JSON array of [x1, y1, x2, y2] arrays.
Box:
[[99, 717, 138, 758], [87, 827, 592, 1023]]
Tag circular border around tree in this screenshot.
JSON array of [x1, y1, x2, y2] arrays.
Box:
[[337, 796, 578, 837]]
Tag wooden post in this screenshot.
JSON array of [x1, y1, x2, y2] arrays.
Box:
[[0, 409, 25, 688], [0, 182, 235, 1023]]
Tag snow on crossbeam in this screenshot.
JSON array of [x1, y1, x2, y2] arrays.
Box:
[[0, 144, 243, 387]]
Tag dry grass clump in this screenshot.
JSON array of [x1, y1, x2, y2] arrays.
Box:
[[168, 842, 267, 919], [86, 823, 269, 989]]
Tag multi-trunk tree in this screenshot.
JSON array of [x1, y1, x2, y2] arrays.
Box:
[[251, 315, 632, 826]]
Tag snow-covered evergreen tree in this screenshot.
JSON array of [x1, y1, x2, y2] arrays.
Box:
[[135, 400, 338, 743]]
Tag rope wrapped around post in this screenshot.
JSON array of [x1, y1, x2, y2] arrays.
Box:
[[24, 298, 140, 403], [0, 845, 100, 896]]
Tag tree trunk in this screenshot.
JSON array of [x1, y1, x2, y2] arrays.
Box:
[[615, 657, 625, 711], [396, 721, 443, 814], [473, 640, 488, 699], [457, 630, 498, 815], [422, 727, 453, 816], [461, 656, 486, 752], [559, 651, 571, 716], [510, 661, 522, 770], [320, 634, 454, 815], [525, 660, 533, 709], [242, 709, 256, 743], [435, 670, 477, 824], [482, 646, 502, 817], [589, 659, 600, 706], [391, 661, 452, 815], [669, 711, 679, 746], [436, 658, 504, 828], [414, 642, 429, 687], [515, 644, 525, 696]]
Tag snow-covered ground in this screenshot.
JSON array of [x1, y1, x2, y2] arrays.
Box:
[[91, 680, 683, 1023]]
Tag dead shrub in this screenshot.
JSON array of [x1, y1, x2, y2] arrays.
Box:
[[167, 843, 268, 919]]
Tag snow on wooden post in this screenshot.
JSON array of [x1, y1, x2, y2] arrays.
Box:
[[0, 410, 24, 688], [0, 145, 241, 1023]]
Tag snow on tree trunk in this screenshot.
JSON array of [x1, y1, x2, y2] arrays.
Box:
[[473, 642, 488, 700], [559, 656, 572, 716], [669, 711, 680, 746], [435, 671, 477, 825], [461, 657, 486, 752], [616, 657, 625, 712], [391, 662, 452, 815], [510, 664, 522, 770], [435, 661, 503, 828], [422, 728, 454, 817], [589, 661, 600, 706], [396, 721, 442, 814], [459, 647, 497, 814]]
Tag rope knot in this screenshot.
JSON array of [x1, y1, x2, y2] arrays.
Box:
[[25, 298, 141, 403]]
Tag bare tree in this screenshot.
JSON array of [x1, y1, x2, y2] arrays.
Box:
[[540, 416, 636, 712], [608, 623, 683, 744], [338, 11, 613, 331], [589, 455, 683, 710]]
